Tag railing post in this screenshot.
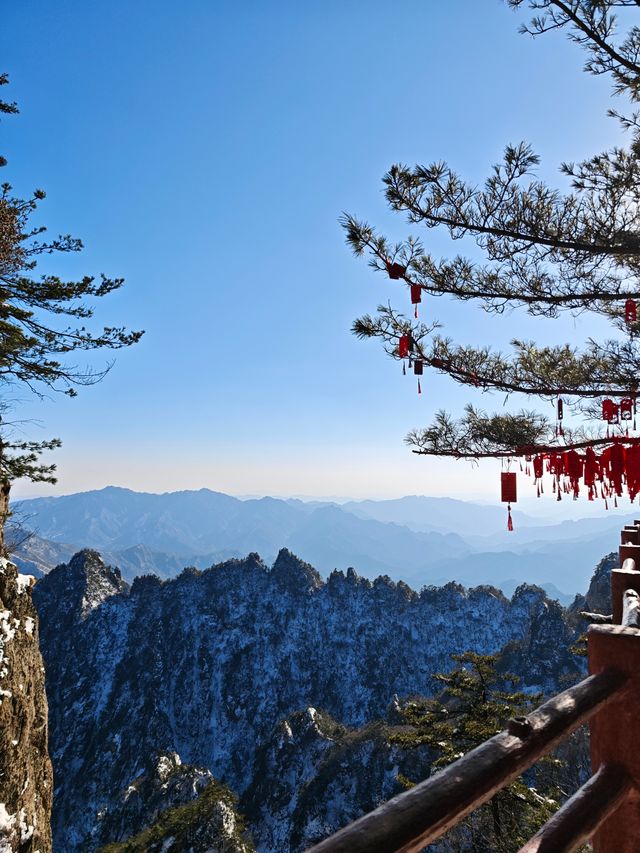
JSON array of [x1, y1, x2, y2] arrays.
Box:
[[612, 533, 640, 624], [588, 625, 640, 852]]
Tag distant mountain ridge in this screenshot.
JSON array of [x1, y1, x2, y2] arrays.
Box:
[[12, 486, 633, 595], [12, 486, 471, 582]]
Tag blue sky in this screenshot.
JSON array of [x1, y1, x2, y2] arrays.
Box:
[[1, 0, 629, 511]]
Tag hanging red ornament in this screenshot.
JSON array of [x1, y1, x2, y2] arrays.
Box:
[[564, 450, 583, 498], [608, 442, 626, 496], [501, 471, 517, 531], [410, 284, 422, 318], [625, 299, 637, 325], [584, 447, 598, 502], [533, 455, 544, 480], [621, 398, 633, 421], [602, 399, 619, 424], [413, 360, 423, 376], [626, 444, 640, 501], [398, 335, 410, 359], [557, 399, 564, 421], [386, 261, 406, 280], [417, 378, 421, 395], [600, 441, 625, 496], [501, 471, 517, 502]]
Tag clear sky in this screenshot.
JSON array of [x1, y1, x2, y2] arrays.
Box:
[[1, 0, 630, 513]]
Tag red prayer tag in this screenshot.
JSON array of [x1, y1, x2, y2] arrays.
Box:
[[386, 261, 406, 280], [625, 299, 637, 325], [501, 471, 517, 503]]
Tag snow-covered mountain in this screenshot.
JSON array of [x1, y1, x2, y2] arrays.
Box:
[[32, 547, 590, 851]]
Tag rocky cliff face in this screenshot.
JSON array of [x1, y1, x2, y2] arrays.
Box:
[[96, 751, 254, 853], [32, 547, 585, 851], [0, 555, 52, 853]]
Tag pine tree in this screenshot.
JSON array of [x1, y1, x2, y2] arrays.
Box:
[[391, 652, 562, 852], [0, 74, 143, 486], [343, 2, 640, 507]]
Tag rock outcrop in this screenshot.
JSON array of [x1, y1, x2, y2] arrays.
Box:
[[0, 555, 52, 852], [95, 751, 254, 852]]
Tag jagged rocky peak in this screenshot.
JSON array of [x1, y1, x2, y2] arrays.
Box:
[[270, 548, 322, 594], [0, 555, 52, 853], [34, 549, 128, 620]]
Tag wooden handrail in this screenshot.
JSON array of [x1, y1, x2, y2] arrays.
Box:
[[518, 764, 633, 853], [307, 522, 640, 853], [306, 668, 627, 853]]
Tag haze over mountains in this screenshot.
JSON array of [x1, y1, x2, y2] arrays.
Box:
[[11, 486, 632, 597]]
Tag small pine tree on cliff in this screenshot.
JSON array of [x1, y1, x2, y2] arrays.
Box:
[[392, 652, 562, 852]]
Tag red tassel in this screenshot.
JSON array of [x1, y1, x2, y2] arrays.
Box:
[[507, 504, 513, 532], [417, 378, 421, 395], [414, 305, 418, 319], [402, 362, 406, 376]]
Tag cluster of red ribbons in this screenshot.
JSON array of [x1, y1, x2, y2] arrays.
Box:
[[522, 440, 640, 507], [501, 439, 640, 531]]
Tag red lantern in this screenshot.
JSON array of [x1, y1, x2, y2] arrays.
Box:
[[602, 399, 619, 424], [386, 261, 406, 280], [410, 284, 422, 305], [413, 360, 423, 376], [398, 335, 409, 358], [621, 398, 633, 421], [625, 299, 637, 325]]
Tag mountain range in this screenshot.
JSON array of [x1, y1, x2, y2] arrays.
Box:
[[32, 547, 592, 851], [10, 486, 633, 596]]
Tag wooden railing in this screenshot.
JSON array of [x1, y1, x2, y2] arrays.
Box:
[[307, 521, 640, 853]]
